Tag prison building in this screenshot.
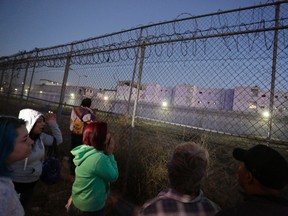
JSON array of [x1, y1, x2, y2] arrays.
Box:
[[141, 84, 172, 105], [171, 84, 234, 111], [233, 86, 288, 115]]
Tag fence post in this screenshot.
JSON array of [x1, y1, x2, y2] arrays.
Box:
[[127, 28, 143, 115], [26, 49, 39, 103], [7, 57, 17, 99], [131, 42, 146, 128], [122, 41, 146, 195], [56, 45, 73, 121], [267, 3, 280, 141], [20, 61, 30, 102], [0, 64, 6, 90]]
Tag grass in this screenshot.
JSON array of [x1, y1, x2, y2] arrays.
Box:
[[1, 95, 288, 215]]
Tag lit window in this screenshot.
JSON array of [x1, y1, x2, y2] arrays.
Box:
[[249, 101, 257, 109]]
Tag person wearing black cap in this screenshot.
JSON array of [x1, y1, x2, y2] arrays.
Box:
[[216, 144, 288, 216]]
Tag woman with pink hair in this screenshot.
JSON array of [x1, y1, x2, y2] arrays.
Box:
[[68, 121, 118, 216]]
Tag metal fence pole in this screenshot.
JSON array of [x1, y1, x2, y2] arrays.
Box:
[[7, 57, 17, 99], [20, 61, 30, 102], [56, 45, 73, 121], [127, 28, 143, 115], [122, 42, 146, 195], [131, 42, 146, 128], [0, 64, 6, 89], [26, 50, 39, 103], [267, 3, 280, 140]]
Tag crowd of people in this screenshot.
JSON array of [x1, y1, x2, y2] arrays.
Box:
[[1, 97, 288, 216]]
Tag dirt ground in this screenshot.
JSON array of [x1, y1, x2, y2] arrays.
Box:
[[26, 157, 139, 216]]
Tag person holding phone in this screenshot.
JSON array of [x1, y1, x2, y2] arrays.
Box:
[[67, 121, 118, 216], [10, 108, 63, 210]]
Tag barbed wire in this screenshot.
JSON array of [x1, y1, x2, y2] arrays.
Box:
[[0, 2, 287, 70]]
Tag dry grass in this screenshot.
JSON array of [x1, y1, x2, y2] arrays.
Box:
[[1, 96, 288, 215]]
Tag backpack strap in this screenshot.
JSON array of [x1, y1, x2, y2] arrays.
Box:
[[74, 107, 85, 120]]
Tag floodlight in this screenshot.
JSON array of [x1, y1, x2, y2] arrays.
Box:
[[262, 110, 270, 118], [162, 101, 168, 107]]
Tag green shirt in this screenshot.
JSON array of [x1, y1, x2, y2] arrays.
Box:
[[71, 145, 118, 211]]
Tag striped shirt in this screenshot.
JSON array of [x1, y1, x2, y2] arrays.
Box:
[[139, 188, 220, 216]]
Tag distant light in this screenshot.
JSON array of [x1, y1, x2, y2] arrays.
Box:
[[262, 110, 270, 118], [104, 96, 109, 101], [0, 87, 3, 91], [22, 82, 24, 85], [25, 89, 28, 92], [15, 88, 18, 91], [162, 101, 168, 107], [40, 91, 43, 93], [70, 93, 75, 97]]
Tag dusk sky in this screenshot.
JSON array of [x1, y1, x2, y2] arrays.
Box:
[[0, 0, 265, 57]]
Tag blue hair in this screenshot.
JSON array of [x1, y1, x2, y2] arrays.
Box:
[[0, 116, 26, 177]]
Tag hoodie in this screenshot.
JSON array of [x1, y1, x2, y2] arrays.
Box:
[[0, 177, 24, 216], [10, 109, 63, 183], [71, 145, 118, 212]]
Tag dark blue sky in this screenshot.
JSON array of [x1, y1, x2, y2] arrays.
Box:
[[0, 0, 263, 57]]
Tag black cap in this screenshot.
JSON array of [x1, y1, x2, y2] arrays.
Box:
[[233, 144, 288, 190]]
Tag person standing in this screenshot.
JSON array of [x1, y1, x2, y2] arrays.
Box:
[[139, 142, 220, 216], [216, 144, 288, 216], [0, 116, 34, 215], [67, 121, 118, 216], [69, 98, 96, 175], [10, 108, 63, 211]]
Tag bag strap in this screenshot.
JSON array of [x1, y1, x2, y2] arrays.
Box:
[[74, 107, 85, 120], [47, 137, 58, 158]]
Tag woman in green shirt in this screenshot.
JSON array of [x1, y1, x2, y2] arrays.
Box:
[[68, 121, 118, 216]]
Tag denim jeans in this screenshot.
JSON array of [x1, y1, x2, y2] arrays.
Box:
[[13, 181, 38, 211]]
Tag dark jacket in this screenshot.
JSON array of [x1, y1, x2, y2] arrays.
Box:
[[216, 195, 288, 216]]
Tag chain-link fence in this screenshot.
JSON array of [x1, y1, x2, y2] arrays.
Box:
[[1, 2, 288, 209], [1, 2, 287, 144]]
